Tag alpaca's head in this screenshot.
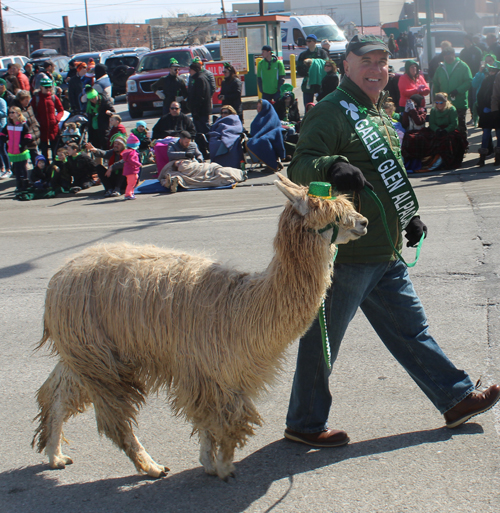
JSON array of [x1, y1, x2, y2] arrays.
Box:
[[274, 173, 368, 245]]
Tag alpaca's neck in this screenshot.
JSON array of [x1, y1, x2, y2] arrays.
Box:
[[239, 209, 334, 372]]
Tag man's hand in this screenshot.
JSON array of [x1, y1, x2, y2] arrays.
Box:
[[105, 168, 112, 178], [328, 161, 374, 193], [156, 91, 165, 99], [405, 215, 427, 247], [185, 151, 195, 159]]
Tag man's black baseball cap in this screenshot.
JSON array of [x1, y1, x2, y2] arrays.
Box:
[[346, 35, 391, 57]]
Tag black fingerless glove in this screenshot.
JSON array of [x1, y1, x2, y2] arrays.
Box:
[[185, 151, 195, 159], [405, 215, 428, 247], [328, 161, 374, 193]]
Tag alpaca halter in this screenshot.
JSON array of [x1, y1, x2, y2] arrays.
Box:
[[307, 182, 339, 245]]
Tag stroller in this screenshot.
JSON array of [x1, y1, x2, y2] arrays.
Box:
[[56, 113, 89, 151]]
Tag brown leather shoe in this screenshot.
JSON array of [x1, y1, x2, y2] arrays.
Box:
[[444, 382, 500, 428], [284, 428, 349, 447]]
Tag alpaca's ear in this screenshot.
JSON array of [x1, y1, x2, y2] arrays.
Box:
[[275, 180, 309, 216], [275, 172, 302, 189]]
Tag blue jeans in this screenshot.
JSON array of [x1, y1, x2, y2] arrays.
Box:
[[262, 92, 280, 103], [286, 260, 475, 433], [302, 92, 315, 106]]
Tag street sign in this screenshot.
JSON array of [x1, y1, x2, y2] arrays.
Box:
[[227, 17, 238, 37]]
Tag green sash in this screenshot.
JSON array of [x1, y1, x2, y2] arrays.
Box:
[[335, 87, 419, 230]]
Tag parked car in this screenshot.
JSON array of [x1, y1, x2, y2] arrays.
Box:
[[104, 50, 148, 97], [0, 55, 29, 69], [70, 51, 115, 65], [204, 41, 221, 62], [126, 45, 212, 118], [28, 55, 71, 89], [30, 48, 58, 58], [112, 47, 150, 55]]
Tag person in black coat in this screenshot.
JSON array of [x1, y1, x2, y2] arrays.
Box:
[[477, 62, 500, 166], [151, 58, 188, 115], [317, 60, 339, 101], [187, 61, 212, 159], [68, 62, 87, 112], [151, 101, 196, 140], [219, 63, 243, 121], [84, 85, 115, 150]]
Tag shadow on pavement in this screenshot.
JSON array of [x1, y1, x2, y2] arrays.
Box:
[[0, 423, 483, 513]]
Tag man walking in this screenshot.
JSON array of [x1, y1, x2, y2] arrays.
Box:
[[187, 61, 211, 159], [257, 45, 286, 103], [433, 47, 473, 135], [460, 34, 483, 125], [151, 58, 188, 115], [284, 34, 499, 448], [297, 34, 329, 105]]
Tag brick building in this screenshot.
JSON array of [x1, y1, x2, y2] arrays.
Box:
[[7, 23, 152, 57]]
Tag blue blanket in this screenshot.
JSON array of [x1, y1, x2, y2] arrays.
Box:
[[246, 100, 285, 170], [134, 179, 234, 194], [208, 114, 243, 168]]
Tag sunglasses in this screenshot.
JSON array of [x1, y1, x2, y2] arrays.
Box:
[[170, 107, 180, 110], [221, 110, 230, 115], [435, 101, 444, 104]]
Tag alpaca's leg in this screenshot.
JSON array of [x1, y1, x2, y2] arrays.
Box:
[[199, 430, 217, 475], [32, 361, 90, 469], [215, 437, 237, 481], [92, 391, 169, 478]]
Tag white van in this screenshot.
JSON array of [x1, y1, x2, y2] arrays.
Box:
[[281, 15, 347, 66]]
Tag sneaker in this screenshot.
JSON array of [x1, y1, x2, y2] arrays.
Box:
[[111, 190, 121, 197], [444, 381, 500, 428], [124, 195, 136, 200], [0, 170, 12, 179], [284, 428, 349, 448], [70, 186, 82, 193], [104, 189, 113, 198], [170, 176, 179, 193], [428, 156, 443, 171], [466, 119, 475, 126]]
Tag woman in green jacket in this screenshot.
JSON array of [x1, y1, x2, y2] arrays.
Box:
[[428, 92, 467, 169]]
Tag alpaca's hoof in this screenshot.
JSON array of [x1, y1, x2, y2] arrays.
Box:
[[49, 454, 73, 469], [222, 472, 236, 483], [146, 464, 169, 478]]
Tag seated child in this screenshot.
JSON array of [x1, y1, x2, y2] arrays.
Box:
[[383, 99, 405, 145], [61, 122, 81, 145], [106, 114, 127, 149], [32, 155, 51, 188], [65, 142, 99, 192], [49, 147, 72, 190]]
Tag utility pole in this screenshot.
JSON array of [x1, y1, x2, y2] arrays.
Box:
[[359, 0, 364, 34], [84, 0, 91, 51], [0, 0, 6, 56]]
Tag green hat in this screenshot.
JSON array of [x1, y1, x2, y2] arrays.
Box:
[[85, 87, 98, 100], [346, 34, 391, 57], [192, 56, 202, 64], [40, 78, 53, 88], [0, 78, 6, 86], [169, 58, 180, 67], [308, 182, 336, 200], [110, 133, 127, 147], [280, 83, 294, 98]]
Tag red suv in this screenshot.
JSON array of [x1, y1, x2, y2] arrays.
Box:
[[126, 45, 211, 118]]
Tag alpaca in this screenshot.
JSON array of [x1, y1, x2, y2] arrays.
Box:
[[32, 173, 368, 480]]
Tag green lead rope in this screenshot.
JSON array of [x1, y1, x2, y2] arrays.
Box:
[[319, 186, 425, 369]]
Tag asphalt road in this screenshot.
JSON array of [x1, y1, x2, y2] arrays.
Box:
[[0, 99, 499, 512]]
